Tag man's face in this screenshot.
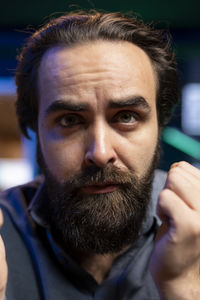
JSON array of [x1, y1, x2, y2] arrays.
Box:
[[37, 41, 159, 253]]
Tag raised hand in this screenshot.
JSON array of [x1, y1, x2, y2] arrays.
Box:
[[150, 161, 200, 300]]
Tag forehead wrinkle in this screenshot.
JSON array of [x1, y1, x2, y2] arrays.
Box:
[[41, 46, 120, 80], [40, 63, 119, 92], [58, 71, 117, 87], [38, 40, 157, 116], [40, 42, 155, 88]]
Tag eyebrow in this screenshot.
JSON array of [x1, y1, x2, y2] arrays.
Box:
[[45, 100, 90, 117], [108, 96, 151, 112], [45, 95, 151, 117]]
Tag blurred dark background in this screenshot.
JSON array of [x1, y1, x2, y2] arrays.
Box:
[[0, 0, 200, 188]]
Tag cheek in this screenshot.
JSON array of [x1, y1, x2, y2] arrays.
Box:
[[116, 123, 158, 175], [136, 128, 158, 170], [39, 136, 85, 179]]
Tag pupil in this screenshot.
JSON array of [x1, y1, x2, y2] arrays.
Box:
[[68, 116, 76, 123], [123, 113, 131, 122]]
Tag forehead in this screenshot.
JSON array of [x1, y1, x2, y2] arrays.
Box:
[[38, 40, 157, 109]]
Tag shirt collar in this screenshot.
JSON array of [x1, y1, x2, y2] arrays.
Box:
[[28, 179, 50, 228]]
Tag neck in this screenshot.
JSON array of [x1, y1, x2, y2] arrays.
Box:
[[70, 246, 130, 284]]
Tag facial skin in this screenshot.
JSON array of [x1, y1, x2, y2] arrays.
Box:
[[38, 41, 158, 180], [37, 41, 159, 253]]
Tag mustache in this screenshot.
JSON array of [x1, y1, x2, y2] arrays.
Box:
[[59, 164, 136, 190]]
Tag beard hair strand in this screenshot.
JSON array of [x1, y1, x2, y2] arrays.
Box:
[[37, 142, 160, 254]]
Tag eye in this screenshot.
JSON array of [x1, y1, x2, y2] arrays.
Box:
[[113, 111, 138, 124], [57, 114, 83, 128]]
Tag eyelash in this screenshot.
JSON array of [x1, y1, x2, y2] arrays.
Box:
[[55, 110, 141, 129], [56, 114, 84, 128], [113, 111, 140, 123]]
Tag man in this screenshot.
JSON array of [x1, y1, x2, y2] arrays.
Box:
[[0, 11, 200, 300]]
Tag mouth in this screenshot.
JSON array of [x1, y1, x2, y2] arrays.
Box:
[[81, 183, 119, 194]]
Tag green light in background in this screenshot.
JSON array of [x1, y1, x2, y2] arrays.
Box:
[[162, 127, 200, 160]]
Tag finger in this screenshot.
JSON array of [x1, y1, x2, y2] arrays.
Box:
[[157, 188, 191, 223], [169, 161, 200, 190], [0, 209, 3, 229], [157, 188, 200, 234], [170, 161, 200, 180], [0, 210, 6, 272], [0, 236, 6, 262], [157, 188, 200, 271], [0, 210, 7, 300], [165, 164, 200, 211], [0, 235, 7, 299]]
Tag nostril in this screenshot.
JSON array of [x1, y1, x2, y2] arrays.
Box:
[[108, 157, 115, 164], [85, 151, 116, 168], [87, 157, 96, 166], [84, 134, 117, 167]]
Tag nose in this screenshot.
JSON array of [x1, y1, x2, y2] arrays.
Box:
[[84, 123, 117, 168]]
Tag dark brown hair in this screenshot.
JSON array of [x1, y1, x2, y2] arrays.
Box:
[[15, 11, 179, 137]]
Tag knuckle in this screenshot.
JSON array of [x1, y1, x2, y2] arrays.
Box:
[[158, 189, 171, 207], [166, 169, 180, 188], [188, 219, 200, 237], [159, 188, 171, 200], [168, 167, 179, 177], [171, 161, 187, 169], [177, 161, 187, 168]]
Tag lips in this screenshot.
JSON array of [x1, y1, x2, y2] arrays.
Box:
[[81, 183, 119, 194]]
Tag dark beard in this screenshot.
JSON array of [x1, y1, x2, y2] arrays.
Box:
[[37, 143, 160, 254]]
